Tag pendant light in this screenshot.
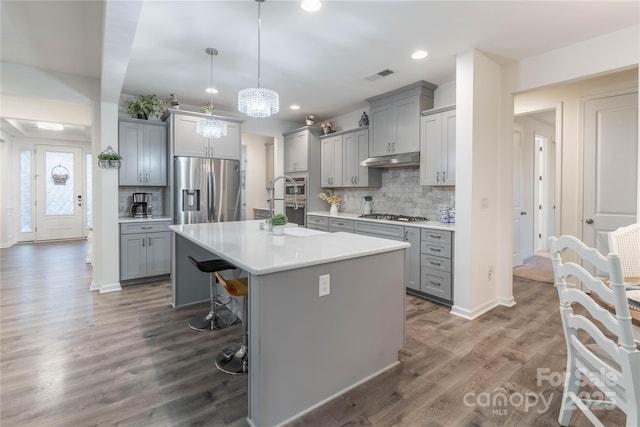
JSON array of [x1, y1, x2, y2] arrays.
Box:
[[196, 48, 227, 138], [238, 0, 279, 118]]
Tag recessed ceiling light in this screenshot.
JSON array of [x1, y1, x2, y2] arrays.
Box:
[[37, 122, 64, 131], [206, 87, 218, 94], [290, 105, 301, 110], [411, 50, 428, 60], [301, 0, 322, 12]]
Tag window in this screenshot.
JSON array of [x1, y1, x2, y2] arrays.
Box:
[[20, 150, 32, 232]]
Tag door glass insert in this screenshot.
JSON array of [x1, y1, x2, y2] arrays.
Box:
[[20, 150, 33, 232], [45, 151, 74, 216]]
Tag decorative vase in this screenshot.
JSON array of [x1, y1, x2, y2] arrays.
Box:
[[136, 112, 148, 120], [330, 204, 339, 216], [359, 112, 369, 127], [273, 225, 284, 235], [323, 126, 332, 135]]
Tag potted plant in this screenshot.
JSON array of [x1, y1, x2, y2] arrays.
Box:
[[270, 213, 288, 235], [97, 149, 122, 168], [202, 103, 214, 114], [318, 191, 341, 215], [320, 120, 335, 135], [127, 94, 164, 120]]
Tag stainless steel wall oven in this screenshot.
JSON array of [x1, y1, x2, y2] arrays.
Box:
[[285, 175, 307, 227]]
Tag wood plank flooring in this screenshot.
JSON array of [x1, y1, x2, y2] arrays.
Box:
[[0, 241, 626, 426]]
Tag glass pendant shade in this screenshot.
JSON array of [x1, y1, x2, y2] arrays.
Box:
[[196, 117, 227, 138], [238, 0, 279, 118], [197, 47, 227, 138], [238, 87, 279, 118]]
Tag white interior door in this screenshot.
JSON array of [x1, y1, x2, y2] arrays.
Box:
[[513, 130, 524, 266], [583, 91, 638, 256], [35, 145, 84, 240]]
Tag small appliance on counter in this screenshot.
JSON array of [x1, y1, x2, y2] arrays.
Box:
[[363, 195, 373, 215], [131, 192, 153, 218]]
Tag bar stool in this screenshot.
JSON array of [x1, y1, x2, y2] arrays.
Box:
[[214, 271, 249, 375], [187, 257, 238, 331]]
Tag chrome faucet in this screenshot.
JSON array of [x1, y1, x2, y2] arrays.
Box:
[[269, 175, 298, 221]]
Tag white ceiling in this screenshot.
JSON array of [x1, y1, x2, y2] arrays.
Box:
[[1, 0, 638, 137]]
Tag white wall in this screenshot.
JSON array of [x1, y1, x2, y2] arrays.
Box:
[[0, 131, 14, 247], [242, 133, 273, 218]]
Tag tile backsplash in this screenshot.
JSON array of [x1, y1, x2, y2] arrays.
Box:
[[328, 168, 455, 220], [118, 187, 166, 218]]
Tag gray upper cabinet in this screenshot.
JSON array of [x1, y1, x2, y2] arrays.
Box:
[[284, 130, 309, 173], [169, 111, 241, 160], [343, 129, 380, 187], [119, 120, 167, 186], [321, 134, 343, 187], [320, 128, 381, 188], [367, 81, 436, 157], [420, 106, 456, 186]]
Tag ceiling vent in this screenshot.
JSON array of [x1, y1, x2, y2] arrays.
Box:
[[365, 69, 395, 81]]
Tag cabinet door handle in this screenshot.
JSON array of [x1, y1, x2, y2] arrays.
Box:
[[142, 238, 145, 247], [442, 171, 446, 182], [405, 230, 409, 241], [141, 226, 152, 229], [430, 248, 442, 253], [429, 234, 441, 239], [355, 176, 358, 184], [429, 280, 440, 287], [148, 237, 152, 246], [391, 142, 395, 152], [145, 173, 149, 182], [139, 173, 143, 182], [436, 171, 440, 183], [429, 261, 442, 266]]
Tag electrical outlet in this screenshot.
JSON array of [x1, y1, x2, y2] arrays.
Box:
[[488, 266, 494, 280], [319, 274, 330, 296]]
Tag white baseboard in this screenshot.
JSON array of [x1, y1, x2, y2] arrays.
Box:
[[89, 281, 101, 291], [497, 296, 516, 307], [0, 241, 14, 249], [450, 298, 501, 320], [99, 282, 122, 293]]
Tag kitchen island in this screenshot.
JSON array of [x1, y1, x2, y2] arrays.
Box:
[[170, 220, 409, 427]]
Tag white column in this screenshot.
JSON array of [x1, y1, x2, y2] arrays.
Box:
[[451, 49, 512, 320]]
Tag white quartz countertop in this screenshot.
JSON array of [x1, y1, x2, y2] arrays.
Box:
[[170, 220, 409, 275], [119, 216, 172, 224], [306, 211, 456, 231]]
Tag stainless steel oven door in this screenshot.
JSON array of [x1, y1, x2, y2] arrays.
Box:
[[285, 177, 306, 197], [285, 203, 306, 227]]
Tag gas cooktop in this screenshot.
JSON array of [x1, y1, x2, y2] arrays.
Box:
[[359, 213, 429, 222]]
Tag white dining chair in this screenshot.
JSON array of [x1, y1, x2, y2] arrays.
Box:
[[549, 235, 640, 427], [608, 223, 640, 278]]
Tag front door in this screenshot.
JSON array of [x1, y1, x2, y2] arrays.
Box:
[[35, 145, 84, 240], [582, 91, 638, 257]]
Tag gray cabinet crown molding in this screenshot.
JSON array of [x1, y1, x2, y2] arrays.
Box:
[[161, 108, 244, 124]]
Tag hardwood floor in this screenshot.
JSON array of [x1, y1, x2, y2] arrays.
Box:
[[1, 241, 625, 426]]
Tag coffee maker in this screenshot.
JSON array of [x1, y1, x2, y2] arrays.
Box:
[[131, 192, 152, 218]]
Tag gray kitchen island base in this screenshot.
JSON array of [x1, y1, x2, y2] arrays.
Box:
[[247, 251, 405, 426], [170, 222, 407, 426]]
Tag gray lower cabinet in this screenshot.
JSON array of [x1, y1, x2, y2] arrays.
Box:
[[404, 226, 421, 292], [306, 215, 329, 232], [120, 221, 171, 281], [328, 218, 354, 233], [420, 229, 453, 304], [254, 208, 270, 220]]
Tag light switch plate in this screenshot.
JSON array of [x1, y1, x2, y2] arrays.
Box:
[[319, 274, 330, 296]]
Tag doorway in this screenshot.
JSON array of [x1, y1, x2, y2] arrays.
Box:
[[513, 110, 557, 266], [19, 143, 87, 241]]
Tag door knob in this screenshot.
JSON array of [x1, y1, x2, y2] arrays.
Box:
[[585, 219, 594, 224], [521, 211, 526, 215]]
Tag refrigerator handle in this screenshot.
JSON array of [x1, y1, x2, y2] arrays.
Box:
[[210, 166, 216, 221], [208, 167, 215, 221]]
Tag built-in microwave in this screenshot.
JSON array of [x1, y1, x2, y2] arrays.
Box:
[[284, 176, 306, 197]]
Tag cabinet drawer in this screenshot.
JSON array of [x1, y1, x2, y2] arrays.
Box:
[[421, 229, 452, 245], [420, 241, 451, 258], [307, 216, 329, 227], [421, 269, 452, 300], [307, 224, 329, 232], [421, 254, 452, 273], [354, 221, 404, 239], [328, 218, 354, 233], [121, 221, 171, 235], [254, 209, 270, 220]]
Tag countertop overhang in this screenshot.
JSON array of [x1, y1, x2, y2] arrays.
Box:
[[170, 220, 409, 275]]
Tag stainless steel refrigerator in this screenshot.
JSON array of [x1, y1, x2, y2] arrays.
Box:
[[174, 157, 241, 224]]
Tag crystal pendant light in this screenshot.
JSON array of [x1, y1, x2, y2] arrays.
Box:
[[196, 48, 227, 138], [238, 0, 279, 118]]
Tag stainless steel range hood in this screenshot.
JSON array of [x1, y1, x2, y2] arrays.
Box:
[[360, 151, 420, 168]]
